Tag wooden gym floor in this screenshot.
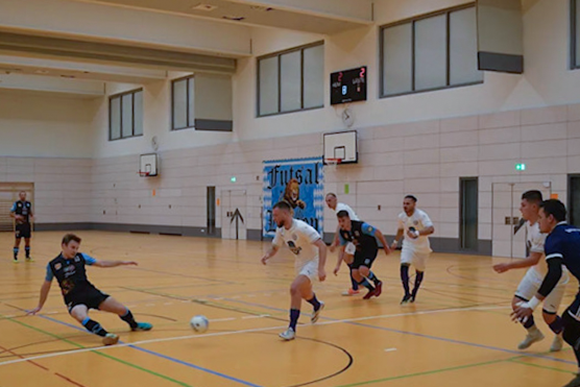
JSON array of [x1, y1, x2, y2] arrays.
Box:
[[0, 230, 578, 387]]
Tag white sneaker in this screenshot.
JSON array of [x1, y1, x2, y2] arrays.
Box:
[[517, 329, 544, 350], [311, 301, 325, 324], [550, 334, 564, 352], [279, 327, 295, 341]]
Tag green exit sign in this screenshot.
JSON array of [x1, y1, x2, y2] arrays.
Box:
[[515, 163, 526, 171]]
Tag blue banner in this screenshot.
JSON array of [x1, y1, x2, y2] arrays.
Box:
[[263, 157, 324, 238]]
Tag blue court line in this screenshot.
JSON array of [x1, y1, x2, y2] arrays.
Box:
[[37, 314, 263, 387], [221, 297, 577, 366]]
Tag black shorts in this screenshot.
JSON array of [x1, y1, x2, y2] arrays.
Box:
[[351, 249, 378, 269], [15, 223, 31, 239], [565, 293, 580, 321], [66, 288, 109, 312]]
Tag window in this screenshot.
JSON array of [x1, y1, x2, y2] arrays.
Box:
[[257, 42, 324, 117], [172, 75, 195, 130], [572, 0, 580, 69], [380, 5, 482, 97], [109, 89, 143, 141]]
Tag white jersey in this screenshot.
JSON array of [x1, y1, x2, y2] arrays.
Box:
[[398, 209, 433, 253], [273, 219, 321, 267], [526, 221, 548, 277], [335, 203, 359, 221]]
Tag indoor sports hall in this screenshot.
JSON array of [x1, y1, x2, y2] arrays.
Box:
[[1, 1, 580, 386]]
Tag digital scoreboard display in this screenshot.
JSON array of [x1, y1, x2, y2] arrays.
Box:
[[330, 66, 367, 105]]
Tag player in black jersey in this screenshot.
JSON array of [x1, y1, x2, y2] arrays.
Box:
[[337, 210, 390, 299], [28, 233, 152, 345], [513, 200, 580, 387], [10, 191, 34, 262]]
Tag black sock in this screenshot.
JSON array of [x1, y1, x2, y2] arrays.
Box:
[[358, 278, 375, 291], [289, 309, 300, 331], [412, 271, 424, 297], [348, 265, 359, 290], [400, 264, 410, 296], [523, 314, 536, 329], [13, 247, 18, 259], [548, 315, 564, 334], [82, 318, 108, 337], [25, 246, 30, 258], [120, 309, 138, 329], [367, 271, 381, 285], [306, 294, 321, 311], [562, 312, 580, 366]]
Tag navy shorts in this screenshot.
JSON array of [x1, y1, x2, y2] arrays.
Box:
[[66, 288, 109, 312], [15, 223, 31, 239]]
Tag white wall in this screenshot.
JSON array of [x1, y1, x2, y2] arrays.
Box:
[[0, 90, 95, 158]]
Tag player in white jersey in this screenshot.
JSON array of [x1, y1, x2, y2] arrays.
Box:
[[261, 201, 327, 341], [391, 195, 434, 304], [493, 190, 569, 351], [325, 193, 361, 296]]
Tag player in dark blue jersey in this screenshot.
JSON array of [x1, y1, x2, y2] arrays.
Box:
[[9, 191, 34, 262], [28, 234, 152, 345], [513, 200, 580, 387], [336, 210, 390, 300]]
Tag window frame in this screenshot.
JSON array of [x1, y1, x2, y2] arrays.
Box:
[[256, 40, 325, 118], [379, 3, 482, 99], [108, 88, 143, 141], [171, 74, 195, 131]]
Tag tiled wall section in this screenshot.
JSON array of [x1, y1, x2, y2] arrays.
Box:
[[2, 103, 580, 255], [0, 157, 92, 225]]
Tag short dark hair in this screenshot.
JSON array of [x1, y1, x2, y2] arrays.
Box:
[[337, 210, 350, 218], [326, 193, 337, 198], [405, 195, 417, 202], [539, 199, 567, 222], [62, 233, 81, 245], [522, 190, 543, 204], [273, 201, 292, 211]]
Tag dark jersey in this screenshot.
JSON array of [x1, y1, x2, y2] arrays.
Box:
[[11, 200, 32, 223], [46, 253, 98, 304], [339, 220, 378, 252], [545, 223, 580, 280]]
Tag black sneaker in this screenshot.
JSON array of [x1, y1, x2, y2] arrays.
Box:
[[400, 294, 412, 305], [410, 294, 416, 303], [563, 374, 580, 387]]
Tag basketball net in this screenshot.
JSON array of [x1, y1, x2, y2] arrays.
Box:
[[325, 158, 342, 173]]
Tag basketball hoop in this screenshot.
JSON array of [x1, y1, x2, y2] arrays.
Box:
[[325, 158, 343, 166], [138, 171, 150, 177]]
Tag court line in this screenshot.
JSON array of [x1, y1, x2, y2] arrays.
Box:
[[1, 314, 194, 387], [219, 297, 578, 366], [0, 304, 542, 368]]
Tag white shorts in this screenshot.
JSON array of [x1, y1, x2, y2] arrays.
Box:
[[400, 248, 429, 272], [515, 268, 569, 314], [296, 259, 318, 282]]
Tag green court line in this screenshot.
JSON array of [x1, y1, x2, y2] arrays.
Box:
[[508, 359, 577, 375], [3, 314, 193, 387]]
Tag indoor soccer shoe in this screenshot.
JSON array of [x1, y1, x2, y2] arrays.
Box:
[[102, 333, 119, 346], [311, 301, 325, 324], [550, 334, 564, 352], [341, 288, 360, 296], [517, 329, 544, 350], [279, 327, 295, 341], [400, 294, 412, 305], [374, 281, 383, 297], [362, 288, 378, 300], [132, 322, 153, 331]]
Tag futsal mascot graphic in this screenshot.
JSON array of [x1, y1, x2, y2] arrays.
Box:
[[283, 178, 306, 210], [263, 157, 324, 238]]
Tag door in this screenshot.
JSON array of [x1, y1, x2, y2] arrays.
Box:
[[569, 175, 580, 226], [221, 189, 247, 240], [460, 177, 478, 251], [492, 182, 551, 258]]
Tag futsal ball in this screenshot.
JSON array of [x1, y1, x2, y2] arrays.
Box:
[[190, 315, 209, 333]]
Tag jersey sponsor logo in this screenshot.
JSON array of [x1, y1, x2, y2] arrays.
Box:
[[286, 241, 302, 255], [55, 263, 62, 270], [565, 228, 580, 233], [354, 231, 360, 237], [74, 256, 80, 262]]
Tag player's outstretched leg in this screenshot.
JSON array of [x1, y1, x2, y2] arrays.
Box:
[[99, 297, 153, 331], [513, 297, 544, 350], [70, 305, 119, 345]]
